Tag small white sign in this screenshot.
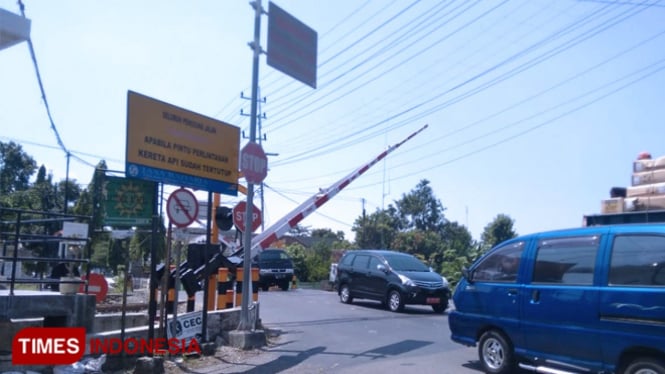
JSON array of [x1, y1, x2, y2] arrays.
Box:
[[167, 311, 203, 341], [62, 222, 88, 239]]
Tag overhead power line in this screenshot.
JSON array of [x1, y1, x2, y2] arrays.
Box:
[[18, 0, 69, 157]]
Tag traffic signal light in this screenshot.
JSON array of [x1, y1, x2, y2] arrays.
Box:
[[215, 206, 233, 231]]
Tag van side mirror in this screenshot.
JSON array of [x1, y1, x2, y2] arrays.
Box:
[[377, 264, 388, 273], [462, 268, 473, 283]]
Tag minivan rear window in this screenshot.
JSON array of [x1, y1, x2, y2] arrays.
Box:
[[609, 235, 665, 287]]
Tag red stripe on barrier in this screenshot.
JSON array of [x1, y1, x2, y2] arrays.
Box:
[[288, 213, 304, 227], [260, 233, 278, 249], [314, 195, 329, 207]]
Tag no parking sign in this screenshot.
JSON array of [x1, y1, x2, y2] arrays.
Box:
[[166, 188, 198, 228]]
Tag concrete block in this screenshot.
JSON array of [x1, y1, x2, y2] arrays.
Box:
[[227, 330, 266, 350]]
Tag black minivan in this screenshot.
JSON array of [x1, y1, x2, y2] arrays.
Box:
[[253, 249, 294, 291], [335, 249, 450, 313]]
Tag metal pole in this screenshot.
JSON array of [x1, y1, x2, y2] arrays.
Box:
[[238, 0, 262, 331], [201, 191, 213, 342], [172, 232, 182, 338], [120, 240, 130, 360], [64, 153, 70, 214], [148, 182, 160, 344]]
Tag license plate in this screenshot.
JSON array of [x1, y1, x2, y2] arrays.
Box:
[[426, 297, 440, 304]]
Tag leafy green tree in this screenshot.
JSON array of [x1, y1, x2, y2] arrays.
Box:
[[438, 221, 475, 287], [393, 179, 446, 232], [72, 162, 107, 229], [89, 234, 112, 269], [391, 230, 441, 262], [480, 214, 518, 253], [0, 141, 37, 195], [57, 179, 81, 213], [284, 242, 308, 281], [352, 209, 397, 248]]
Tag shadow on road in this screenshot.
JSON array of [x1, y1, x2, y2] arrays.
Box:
[[242, 346, 326, 374]]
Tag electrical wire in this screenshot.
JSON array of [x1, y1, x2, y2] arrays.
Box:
[[269, 0, 652, 167], [17, 0, 69, 156]]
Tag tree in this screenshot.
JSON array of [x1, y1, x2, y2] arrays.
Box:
[[391, 230, 440, 262], [438, 221, 476, 287], [393, 179, 446, 232], [72, 162, 107, 229], [284, 242, 308, 281], [480, 214, 518, 253], [0, 141, 37, 195], [352, 209, 397, 248]]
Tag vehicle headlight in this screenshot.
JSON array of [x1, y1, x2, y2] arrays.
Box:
[[398, 274, 416, 287], [441, 275, 449, 288]]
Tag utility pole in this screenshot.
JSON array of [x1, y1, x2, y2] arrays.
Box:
[[241, 89, 269, 231], [361, 198, 366, 246], [238, 0, 263, 332]]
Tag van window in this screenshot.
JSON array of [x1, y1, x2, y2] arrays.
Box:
[[533, 236, 598, 285], [352, 254, 371, 270], [473, 241, 525, 282], [609, 235, 665, 287], [341, 253, 355, 266], [368, 256, 382, 271]]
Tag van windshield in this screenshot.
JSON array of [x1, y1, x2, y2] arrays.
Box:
[[384, 254, 429, 272]]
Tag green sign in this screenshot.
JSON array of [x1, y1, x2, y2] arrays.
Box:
[[103, 176, 155, 226]]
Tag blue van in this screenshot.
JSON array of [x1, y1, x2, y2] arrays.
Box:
[[448, 224, 665, 374]]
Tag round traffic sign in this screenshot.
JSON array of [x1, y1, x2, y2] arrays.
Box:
[[78, 273, 108, 303], [240, 142, 268, 184], [166, 188, 199, 228], [232, 201, 262, 232]]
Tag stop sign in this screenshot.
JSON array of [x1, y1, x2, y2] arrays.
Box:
[[240, 142, 268, 184], [233, 201, 262, 232]]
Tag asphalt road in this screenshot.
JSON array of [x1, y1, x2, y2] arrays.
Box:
[[209, 287, 488, 374]]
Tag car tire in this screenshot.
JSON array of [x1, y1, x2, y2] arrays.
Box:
[[339, 284, 353, 304], [387, 290, 404, 312], [478, 330, 515, 374], [432, 298, 448, 313], [280, 280, 290, 291], [261, 284, 270, 291], [624, 357, 665, 374]]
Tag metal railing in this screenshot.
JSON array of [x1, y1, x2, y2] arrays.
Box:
[[0, 207, 92, 295]]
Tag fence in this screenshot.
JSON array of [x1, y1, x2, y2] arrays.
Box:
[[0, 207, 92, 295]]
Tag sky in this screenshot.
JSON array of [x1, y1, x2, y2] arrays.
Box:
[[2, 0, 665, 244]]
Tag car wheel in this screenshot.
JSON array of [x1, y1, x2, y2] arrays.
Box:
[[280, 280, 290, 291], [478, 330, 515, 374], [339, 284, 353, 304], [387, 290, 404, 312], [432, 298, 448, 313], [624, 357, 665, 374], [261, 284, 269, 291]]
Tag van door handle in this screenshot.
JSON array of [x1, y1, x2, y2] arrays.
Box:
[[531, 290, 540, 303], [507, 289, 518, 296]]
